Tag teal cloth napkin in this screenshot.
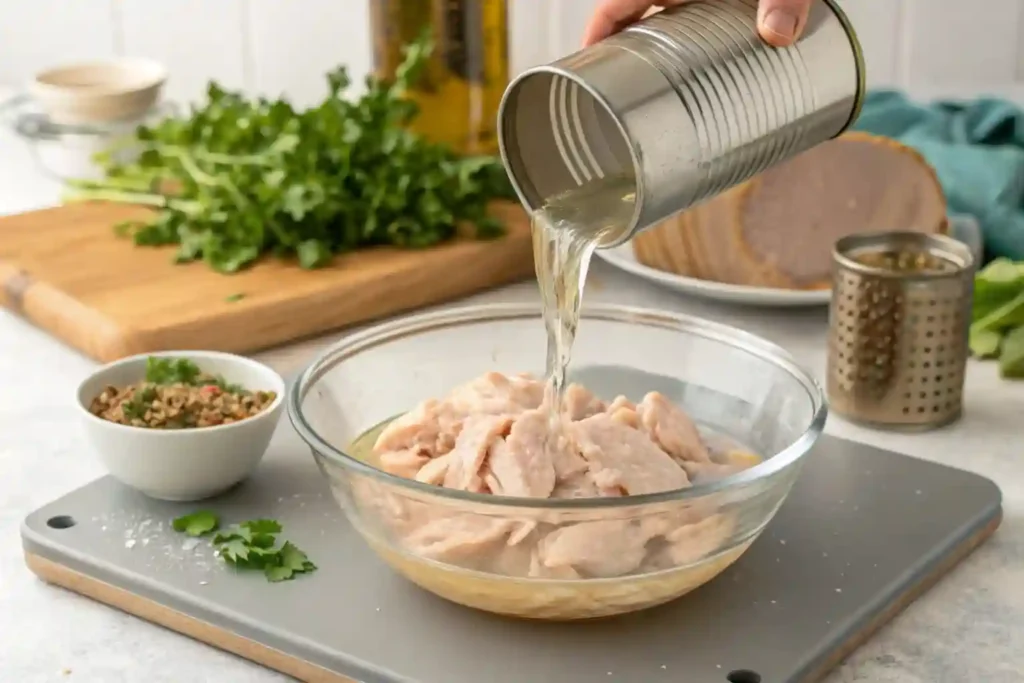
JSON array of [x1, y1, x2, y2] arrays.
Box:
[[852, 90, 1024, 262]]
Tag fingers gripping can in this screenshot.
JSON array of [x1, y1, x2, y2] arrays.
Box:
[[498, 0, 865, 245]]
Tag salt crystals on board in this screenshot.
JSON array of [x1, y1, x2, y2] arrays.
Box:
[[92, 510, 217, 575]]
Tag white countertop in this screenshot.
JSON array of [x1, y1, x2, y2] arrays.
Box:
[[3, 93, 1024, 683]]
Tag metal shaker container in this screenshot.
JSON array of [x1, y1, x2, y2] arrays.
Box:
[[827, 232, 975, 431], [497, 0, 865, 246]]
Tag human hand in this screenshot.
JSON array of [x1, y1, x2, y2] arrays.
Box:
[[582, 0, 814, 48]]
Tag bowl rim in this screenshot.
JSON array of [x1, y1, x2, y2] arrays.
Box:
[[32, 59, 168, 97], [76, 350, 286, 436], [288, 303, 828, 509]]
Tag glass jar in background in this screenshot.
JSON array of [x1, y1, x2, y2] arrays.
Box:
[[369, 0, 509, 156]]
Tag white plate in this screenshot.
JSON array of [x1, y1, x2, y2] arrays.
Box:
[[594, 244, 831, 307], [594, 214, 984, 308]]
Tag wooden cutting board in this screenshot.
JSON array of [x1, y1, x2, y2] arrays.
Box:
[[0, 201, 534, 362]]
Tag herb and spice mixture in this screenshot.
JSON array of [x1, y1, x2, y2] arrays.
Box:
[[89, 357, 277, 429], [63, 33, 515, 274]]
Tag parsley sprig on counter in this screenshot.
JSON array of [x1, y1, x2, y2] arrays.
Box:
[[64, 33, 515, 273], [172, 509, 219, 537], [172, 512, 317, 583]]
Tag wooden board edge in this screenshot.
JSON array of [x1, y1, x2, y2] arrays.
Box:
[[0, 260, 144, 361], [800, 507, 1003, 683], [23, 553, 356, 683]]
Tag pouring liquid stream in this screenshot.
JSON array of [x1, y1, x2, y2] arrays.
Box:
[[531, 175, 638, 411]]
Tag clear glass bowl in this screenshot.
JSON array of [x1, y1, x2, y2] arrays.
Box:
[[289, 303, 826, 620]]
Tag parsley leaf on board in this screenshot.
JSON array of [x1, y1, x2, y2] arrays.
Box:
[[217, 538, 252, 564], [173, 513, 317, 583], [264, 565, 295, 583], [213, 519, 281, 548], [242, 519, 284, 535], [63, 31, 515, 275], [171, 510, 220, 537], [265, 542, 318, 583]]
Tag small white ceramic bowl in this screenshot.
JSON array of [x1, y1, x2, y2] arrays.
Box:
[[76, 351, 286, 502], [30, 59, 167, 125]]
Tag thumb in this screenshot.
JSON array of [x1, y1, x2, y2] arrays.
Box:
[[757, 0, 813, 47]]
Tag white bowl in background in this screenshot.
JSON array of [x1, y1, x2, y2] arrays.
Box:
[[30, 59, 167, 125], [76, 351, 285, 502]]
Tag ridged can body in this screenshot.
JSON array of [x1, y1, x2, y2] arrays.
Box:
[[827, 232, 975, 431], [497, 0, 865, 246]]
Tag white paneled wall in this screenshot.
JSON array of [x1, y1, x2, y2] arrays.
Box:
[[2, 0, 1024, 105], [246, 0, 372, 108], [834, 0, 902, 85], [901, 0, 1023, 84], [117, 0, 249, 100]]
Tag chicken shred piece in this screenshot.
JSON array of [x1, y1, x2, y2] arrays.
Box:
[[415, 452, 454, 485], [571, 413, 690, 495], [372, 398, 460, 457], [561, 383, 606, 421], [482, 467, 504, 495], [637, 392, 712, 464], [404, 514, 514, 563], [538, 520, 651, 578], [442, 415, 513, 491], [606, 395, 636, 413], [551, 472, 601, 499], [378, 449, 429, 479], [448, 372, 544, 417], [608, 406, 640, 429], [487, 410, 557, 498], [529, 549, 582, 580], [660, 514, 735, 566]]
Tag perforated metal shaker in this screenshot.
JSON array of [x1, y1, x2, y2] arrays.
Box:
[[497, 0, 865, 246], [827, 232, 975, 431]]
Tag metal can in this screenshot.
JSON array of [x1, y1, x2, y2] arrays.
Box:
[[827, 232, 975, 431], [497, 0, 865, 246]]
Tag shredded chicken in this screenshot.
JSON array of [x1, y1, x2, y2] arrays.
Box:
[[366, 372, 762, 580]]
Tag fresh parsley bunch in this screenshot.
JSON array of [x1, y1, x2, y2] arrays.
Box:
[[65, 34, 515, 273]]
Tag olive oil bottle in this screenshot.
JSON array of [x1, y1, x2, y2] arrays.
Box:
[[369, 0, 509, 156]]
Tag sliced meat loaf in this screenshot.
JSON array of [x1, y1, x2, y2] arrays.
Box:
[[631, 132, 948, 290]]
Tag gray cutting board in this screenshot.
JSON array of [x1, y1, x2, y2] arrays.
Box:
[[22, 423, 1001, 683]]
